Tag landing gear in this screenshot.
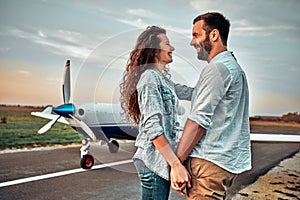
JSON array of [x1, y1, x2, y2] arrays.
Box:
[[98, 128, 119, 153], [80, 154, 94, 169], [79, 138, 120, 169], [80, 139, 94, 169], [108, 140, 119, 153]]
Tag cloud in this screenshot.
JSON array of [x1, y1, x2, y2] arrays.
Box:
[[126, 8, 160, 19], [115, 18, 149, 29], [0, 47, 10, 52], [5, 26, 95, 60], [233, 24, 297, 37], [18, 70, 31, 76], [98, 8, 113, 14], [0, 58, 61, 83], [38, 30, 47, 38], [114, 17, 190, 36], [35, 38, 92, 60], [189, 0, 237, 14]]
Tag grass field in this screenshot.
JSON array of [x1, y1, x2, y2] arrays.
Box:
[[0, 107, 81, 149], [250, 120, 300, 134], [0, 106, 299, 149]]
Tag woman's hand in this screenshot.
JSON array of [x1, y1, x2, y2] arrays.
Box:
[[170, 160, 191, 197]]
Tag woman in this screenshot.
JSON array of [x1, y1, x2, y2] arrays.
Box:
[[120, 26, 192, 199]]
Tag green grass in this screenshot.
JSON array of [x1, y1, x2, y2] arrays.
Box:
[[0, 109, 81, 149]]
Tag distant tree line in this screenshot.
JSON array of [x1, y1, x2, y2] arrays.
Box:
[[251, 112, 300, 123], [0, 104, 45, 109], [281, 112, 300, 123]]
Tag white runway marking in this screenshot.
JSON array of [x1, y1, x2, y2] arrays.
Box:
[[0, 159, 133, 188], [250, 134, 300, 142]]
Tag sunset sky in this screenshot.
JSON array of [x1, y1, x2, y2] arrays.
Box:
[[0, 0, 299, 116]]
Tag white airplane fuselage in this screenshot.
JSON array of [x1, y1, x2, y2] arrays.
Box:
[[69, 102, 138, 140]]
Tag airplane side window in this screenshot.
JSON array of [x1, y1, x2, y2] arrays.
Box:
[[78, 108, 85, 116]]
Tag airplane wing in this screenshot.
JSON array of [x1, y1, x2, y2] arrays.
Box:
[[31, 106, 69, 125]]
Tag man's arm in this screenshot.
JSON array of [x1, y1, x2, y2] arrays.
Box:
[[176, 119, 205, 163]]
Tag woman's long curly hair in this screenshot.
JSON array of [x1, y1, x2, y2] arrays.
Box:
[[120, 26, 168, 124]]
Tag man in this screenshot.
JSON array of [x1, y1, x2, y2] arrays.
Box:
[[171, 12, 252, 199]]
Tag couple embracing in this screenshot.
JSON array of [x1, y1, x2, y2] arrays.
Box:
[[120, 12, 251, 200]]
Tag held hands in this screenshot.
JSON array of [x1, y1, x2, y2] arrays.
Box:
[[152, 134, 191, 196], [170, 160, 191, 197]]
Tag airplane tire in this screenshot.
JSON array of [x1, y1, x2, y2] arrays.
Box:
[[80, 155, 94, 169], [108, 140, 119, 153]]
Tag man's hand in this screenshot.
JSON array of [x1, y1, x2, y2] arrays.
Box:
[[170, 160, 191, 197]]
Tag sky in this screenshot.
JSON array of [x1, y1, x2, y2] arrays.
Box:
[[0, 0, 299, 116]]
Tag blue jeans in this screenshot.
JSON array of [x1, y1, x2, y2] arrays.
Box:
[[134, 159, 170, 200]]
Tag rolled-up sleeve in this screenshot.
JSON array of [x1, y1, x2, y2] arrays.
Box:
[[137, 73, 165, 141], [189, 63, 229, 129]]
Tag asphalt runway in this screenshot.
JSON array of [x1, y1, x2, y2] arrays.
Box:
[[0, 141, 299, 200]]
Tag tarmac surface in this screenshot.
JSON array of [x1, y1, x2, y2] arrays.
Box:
[[0, 141, 299, 200], [232, 150, 300, 199]]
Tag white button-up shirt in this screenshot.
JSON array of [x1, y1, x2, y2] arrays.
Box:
[[188, 51, 252, 173]]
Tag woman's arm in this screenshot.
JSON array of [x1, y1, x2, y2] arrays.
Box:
[[166, 79, 194, 101], [174, 83, 194, 101], [153, 134, 191, 196]]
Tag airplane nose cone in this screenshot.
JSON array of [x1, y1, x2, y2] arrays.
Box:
[[53, 103, 74, 117]]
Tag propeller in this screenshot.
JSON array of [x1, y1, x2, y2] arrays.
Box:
[[37, 60, 97, 142], [69, 115, 97, 142], [63, 60, 70, 104], [38, 115, 60, 134]]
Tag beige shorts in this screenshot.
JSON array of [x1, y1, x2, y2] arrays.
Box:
[[186, 157, 237, 200]]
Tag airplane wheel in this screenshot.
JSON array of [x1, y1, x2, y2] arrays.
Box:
[[108, 140, 119, 153], [80, 155, 94, 169]]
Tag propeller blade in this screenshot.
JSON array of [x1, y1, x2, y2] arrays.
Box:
[[63, 60, 71, 104], [38, 115, 60, 134], [69, 115, 97, 142]]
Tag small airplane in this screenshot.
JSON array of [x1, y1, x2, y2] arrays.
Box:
[[31, 60, 300, 169], [31, 60, 140, 169]]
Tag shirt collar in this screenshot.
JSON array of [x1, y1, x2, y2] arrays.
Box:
[[210, 51, 231, 63]]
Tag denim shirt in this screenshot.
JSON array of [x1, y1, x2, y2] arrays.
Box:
[[133, 69, 193, 180], [188, 51, 251, 174]]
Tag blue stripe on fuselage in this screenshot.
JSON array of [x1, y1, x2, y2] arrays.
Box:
[[72, 125, 138, 140]]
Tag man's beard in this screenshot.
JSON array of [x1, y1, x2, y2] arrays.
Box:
[[197, 46, 209, 61], [197, 34, 212, 61]]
